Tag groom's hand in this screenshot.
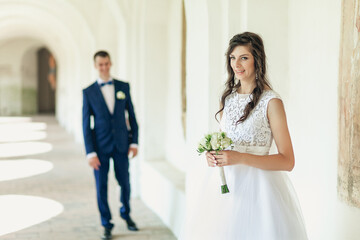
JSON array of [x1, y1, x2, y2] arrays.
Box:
[[88, 156, 101, 170], [128, 147, 138, 159]]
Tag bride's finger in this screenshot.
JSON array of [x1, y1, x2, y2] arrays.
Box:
[[210, 151, 222, 155], [207, 155, 217, 163], [209, 158, 217, 165], [208, 160, 216, 167], [209, 154, 216, 160]]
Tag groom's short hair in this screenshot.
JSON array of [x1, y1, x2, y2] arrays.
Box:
[[93, 51, 111, 61]]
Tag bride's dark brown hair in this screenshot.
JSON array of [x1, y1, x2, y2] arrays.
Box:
[[215, 32, 272, 123]]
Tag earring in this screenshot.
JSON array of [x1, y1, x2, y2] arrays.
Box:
[[256, 73, 259, 80]]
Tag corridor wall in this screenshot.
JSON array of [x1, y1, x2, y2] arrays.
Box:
[[2, 1, 360, 239]]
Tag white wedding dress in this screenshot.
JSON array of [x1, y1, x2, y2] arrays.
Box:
[[181, 90, 308, 240]]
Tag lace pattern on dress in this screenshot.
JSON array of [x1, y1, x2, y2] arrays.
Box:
[[221, 90, 281, 148]]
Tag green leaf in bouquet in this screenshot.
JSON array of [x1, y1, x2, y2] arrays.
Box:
[[197, 144, 205, 153], [197, 148, 205, 154], [205, 134, 211, 140]]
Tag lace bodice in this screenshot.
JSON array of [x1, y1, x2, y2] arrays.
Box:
[[220, 90, 281, 150]]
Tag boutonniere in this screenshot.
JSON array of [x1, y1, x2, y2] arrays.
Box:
[[116, 91, 126, 100]]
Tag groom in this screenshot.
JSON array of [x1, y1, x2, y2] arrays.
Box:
[[82, 51, 139, 240]]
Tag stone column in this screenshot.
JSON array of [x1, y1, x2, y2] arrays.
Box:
[[338, 0, 360, 208]]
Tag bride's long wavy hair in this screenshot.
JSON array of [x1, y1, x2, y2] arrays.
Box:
[[215, 32, 272, 123]]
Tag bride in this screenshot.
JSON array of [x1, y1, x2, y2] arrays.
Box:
[[181, 32, 308, 240]]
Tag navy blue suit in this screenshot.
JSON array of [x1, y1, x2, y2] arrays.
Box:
[[82, 79, 138, 229]]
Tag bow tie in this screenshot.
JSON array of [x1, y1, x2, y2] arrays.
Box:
[[99, 81, 113, 87]]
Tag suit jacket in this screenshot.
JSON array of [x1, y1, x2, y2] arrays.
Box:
[[82, 79, 139, 154]]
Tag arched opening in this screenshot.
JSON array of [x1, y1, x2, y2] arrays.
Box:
[[0, 0, 100, 138], [0, 39, 58, 116], [37, 48, 56, 114]]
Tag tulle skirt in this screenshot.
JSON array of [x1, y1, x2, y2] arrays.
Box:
[[180, 147, 308, 240]]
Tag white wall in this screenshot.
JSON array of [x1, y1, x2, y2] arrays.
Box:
[[0, 38, 42, 115], [21, 45, 39, 115], [137, 0, 187, 236], [165, 0, 187, 172], [184, 0, 212, 148], [246, 0, 289, 98], [287, 0, 360, 239], [0, 39, 24, 115], [140, 0, 170, 162]]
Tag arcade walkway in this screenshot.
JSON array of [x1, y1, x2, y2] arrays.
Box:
[[0, 116, 177, 240]]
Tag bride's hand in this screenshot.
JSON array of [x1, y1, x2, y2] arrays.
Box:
[[210, 150, 240, 166], [205, 151, 217, 167]]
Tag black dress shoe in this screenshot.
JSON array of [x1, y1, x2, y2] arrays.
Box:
[[101, 228, 112, 240], [124, 217, 139, 231]]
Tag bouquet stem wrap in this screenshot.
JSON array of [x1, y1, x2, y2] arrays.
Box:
[[197, 132, 233, 194], [219, 166, 229, 194]]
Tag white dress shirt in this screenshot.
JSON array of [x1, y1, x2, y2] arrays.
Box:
[[87, 77, 137, 159], [97, 77, 115, 114]]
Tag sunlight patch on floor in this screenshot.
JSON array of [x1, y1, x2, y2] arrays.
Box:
[[0, 159, 53, 181], [0, 122, 47, 131], [0, 117, 33, 124], [0, 195, 64, 236], [0, 119, 47, 143], [0, 142, 53, 158], [0, 131, 47, 143]]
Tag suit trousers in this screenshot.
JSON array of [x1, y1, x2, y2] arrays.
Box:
[[94, 147, 131, 229]]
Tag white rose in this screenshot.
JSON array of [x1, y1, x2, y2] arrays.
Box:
[[221, 138, 231, 149], [210, 134, 220, 150]]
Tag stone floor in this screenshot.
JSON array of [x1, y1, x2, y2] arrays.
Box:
[[0, 115, 177, 240]]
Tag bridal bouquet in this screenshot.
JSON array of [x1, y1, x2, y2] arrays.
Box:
[[197, 132, 233, 194]]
